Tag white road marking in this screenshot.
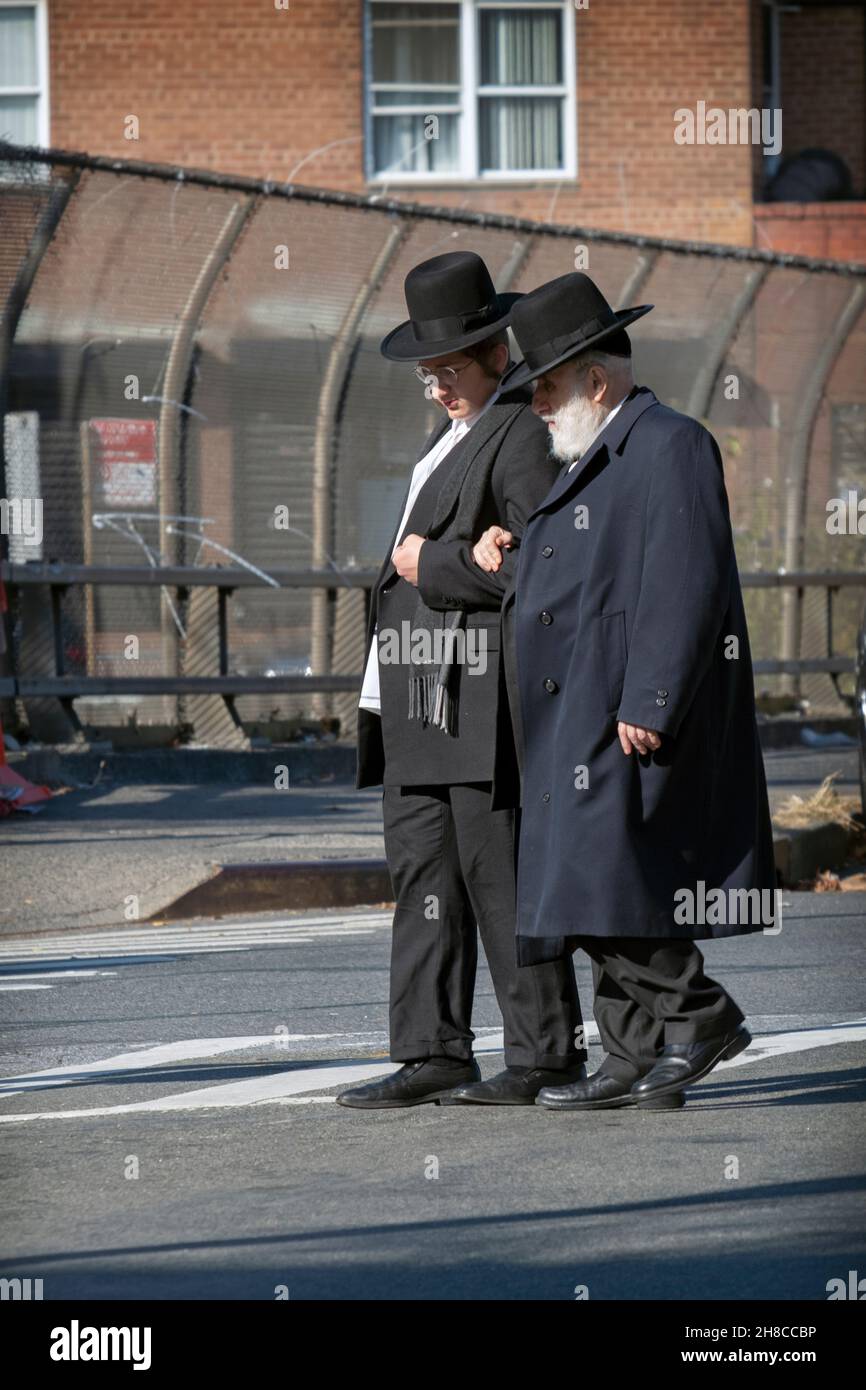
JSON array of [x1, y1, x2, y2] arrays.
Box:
[[152, 912, 393, 933], [0, 915, 390, 963], [0, 1014, 862, 1125], [0, 983, 54, 991], [1, 951, 247, 967], [719, 1018, 866, 1068], [0, 970, 118, 980], [0, 1031, 508, 1121], [0, 970, 119, 990], [0, 1033, 358, 1095], [0, 911, 392, 956], [0, 1027, 507, 1096], [1, 929, 380, 949]]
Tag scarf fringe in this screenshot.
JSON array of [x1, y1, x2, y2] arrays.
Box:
[[408, 672, 455, 734]]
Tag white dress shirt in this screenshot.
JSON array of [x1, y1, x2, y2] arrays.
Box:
[[566, 394, 628, 472], [359, 389, 500, 715]]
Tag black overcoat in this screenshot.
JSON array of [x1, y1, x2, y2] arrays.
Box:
[[355, 387, 559, 790], [498, 385, 777, 958]]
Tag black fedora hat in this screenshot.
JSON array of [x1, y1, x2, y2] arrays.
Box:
[[380, 251, 521, 362], [501, 272, 653, 390]]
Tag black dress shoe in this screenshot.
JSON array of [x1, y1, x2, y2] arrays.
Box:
[[336, 1058, 481, 1109], [447, 1063, 588, 1106], [630, 1024, 751, 1101], [536, 1071, 685, 1111]]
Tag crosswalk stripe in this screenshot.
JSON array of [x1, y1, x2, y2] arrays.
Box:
[[0, 924, 389, 945], [0, 1033, 508, 1119], [0, 1033, 350, 1094], [719, 1018, 866, 1068], [1, 939, 364, 958], [0, 983, 54, 991], [0, 911, 392, 944], [0, 1020, 864, 1124], [0, 1028, 507, 1096], [146, 913, 393, 932], [0, 970, 118, 979], [0, 931, 383, 963], [0, 921, 390, 961]]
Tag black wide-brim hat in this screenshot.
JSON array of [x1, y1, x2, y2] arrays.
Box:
[[380, 250, 521, 362], [501, 272, 653, 391]]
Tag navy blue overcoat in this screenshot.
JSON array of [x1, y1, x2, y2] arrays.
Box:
[[500, 386, 777, 962]]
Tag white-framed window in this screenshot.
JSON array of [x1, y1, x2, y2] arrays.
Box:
[[364, 0, 577, 183], [0, 1, 50, 148]]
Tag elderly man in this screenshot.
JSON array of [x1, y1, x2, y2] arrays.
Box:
[[338, 251, 588, 1110], [470, 271, 776, 1110]]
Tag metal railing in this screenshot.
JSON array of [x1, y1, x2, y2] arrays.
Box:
[[1, 562, 862, 715]]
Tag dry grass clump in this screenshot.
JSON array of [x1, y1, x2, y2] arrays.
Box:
[[773, 773, 861, 832]]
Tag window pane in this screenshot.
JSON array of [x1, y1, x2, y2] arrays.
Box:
[[480, 8, 562, 86], [371, 3, 459, 85], [0, 94, 38, 143], [0, 6, 37, 87], [479, 96, 562, 170], [372, 89, 458, 108], [373, 113, 460, 174]]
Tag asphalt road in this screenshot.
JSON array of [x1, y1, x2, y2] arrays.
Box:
[[1, 745, 860, 935], [0, 892, 864, 1301]]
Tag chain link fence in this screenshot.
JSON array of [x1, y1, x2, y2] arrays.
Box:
[[1, 143, 865, 743]]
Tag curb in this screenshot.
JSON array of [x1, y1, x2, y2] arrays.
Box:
[[155, 830, 859, 920], [150, 858, 393, 923], [757, 716, 858, 750], [772, 822, 856, 886], [6, 744, 358, 786], [7, 716, 859, 785]]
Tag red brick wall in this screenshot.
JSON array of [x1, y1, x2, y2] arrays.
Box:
[[48, 0, 756, 245], [754, 203, 866, 262], [48, 0, 365, 187]]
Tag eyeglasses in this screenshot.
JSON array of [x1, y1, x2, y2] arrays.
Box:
[[414, 359, 475, 388]]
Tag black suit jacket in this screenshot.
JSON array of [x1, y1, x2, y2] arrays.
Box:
[[355, 386, 559, 792]]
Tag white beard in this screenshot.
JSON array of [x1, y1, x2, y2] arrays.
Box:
[[547, 390, 610, 463]]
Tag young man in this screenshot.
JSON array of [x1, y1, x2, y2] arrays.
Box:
[[338, 251, 588, 1109], [473, 271, 776, 1110]]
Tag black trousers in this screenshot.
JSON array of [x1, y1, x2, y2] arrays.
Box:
[[570, 935, 746, 1085], [383, 782, 585, 1070]]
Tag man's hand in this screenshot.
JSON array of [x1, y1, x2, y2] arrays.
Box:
[[617, 722, 662, 756], [472, 525, 514, 572], [392, 533, 426, 585]]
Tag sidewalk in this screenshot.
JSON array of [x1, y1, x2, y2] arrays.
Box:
[[1, 745, 860, 938], [1, 779, 385, 935]]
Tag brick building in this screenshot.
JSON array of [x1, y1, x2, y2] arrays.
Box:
[[2, 0, 864, 257]]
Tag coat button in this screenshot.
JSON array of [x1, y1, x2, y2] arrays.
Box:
[[656, 697, 667, 706], [542, 792, 550, 802], [542, 545, 554, 557], [657, 688, 668, 697], [543, 678, 558, 693], [539, 610, 553, 625]]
